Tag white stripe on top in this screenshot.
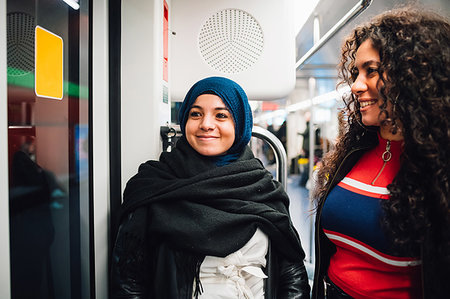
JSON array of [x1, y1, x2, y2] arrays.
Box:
[[341, 177, 390, 195], [325, 231, 422, 267]]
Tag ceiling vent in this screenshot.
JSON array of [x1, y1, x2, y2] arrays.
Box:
[[198, 9, 264, 74], [171, 0, 295, 101]]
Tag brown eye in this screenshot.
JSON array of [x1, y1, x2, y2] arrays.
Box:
[[189, 111, 201, 118], [367, 67, 379, 76], [216, 113, 229, 119]]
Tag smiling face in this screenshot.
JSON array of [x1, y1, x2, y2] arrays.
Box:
[[185, 94, 235, 156], [351, 39, 385, 127]]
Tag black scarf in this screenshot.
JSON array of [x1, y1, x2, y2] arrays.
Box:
[[119, 137, 305, 263]]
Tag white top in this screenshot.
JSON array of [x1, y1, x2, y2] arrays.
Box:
[[196, 228, 269, 299]]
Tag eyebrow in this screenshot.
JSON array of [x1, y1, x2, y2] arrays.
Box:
[[190, 105, 230, 111]]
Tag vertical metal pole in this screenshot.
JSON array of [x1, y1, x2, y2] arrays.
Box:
[[308, 77, 316, 188], [307, 77, 316, 264]]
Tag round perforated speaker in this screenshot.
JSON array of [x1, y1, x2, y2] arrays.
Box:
[[7, 12, 35, 77], [198, 9, 264, 74]]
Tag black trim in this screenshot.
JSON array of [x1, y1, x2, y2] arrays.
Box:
[[68, 6, 82, 299], [109, 0, 122, 263], [88, 0, 96, 297]]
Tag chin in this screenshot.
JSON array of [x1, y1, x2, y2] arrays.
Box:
[[361, 118, 380, 127], [197, 149, 223, 157]]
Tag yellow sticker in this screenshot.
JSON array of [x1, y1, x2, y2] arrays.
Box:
[[35, 26, 63, 100]]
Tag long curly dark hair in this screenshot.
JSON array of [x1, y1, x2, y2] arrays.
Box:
[[314, 6, 450, 255]]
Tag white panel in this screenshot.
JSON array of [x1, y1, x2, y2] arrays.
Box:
[[121, 0, 171, 189], [92, 0, 110, 298], [0, 0, 11, 297], [171, 0, 295, 101]]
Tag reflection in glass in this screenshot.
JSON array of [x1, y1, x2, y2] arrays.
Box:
[[7, 0, 90, 298]]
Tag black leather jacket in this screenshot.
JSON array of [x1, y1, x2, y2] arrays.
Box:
[[311, 143, 371, 299], [111, 212, 311, 299], [311, 134, 450, 299]]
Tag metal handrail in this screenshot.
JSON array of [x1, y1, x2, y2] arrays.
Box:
[[252, 126, 287, 190], [295, 0, 372, 69]]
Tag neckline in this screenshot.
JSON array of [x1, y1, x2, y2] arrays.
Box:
[[375, 133, 403, 160], [377, 131, 403, 147]]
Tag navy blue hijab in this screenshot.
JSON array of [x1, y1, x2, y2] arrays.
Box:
[[178, 77, 253, 166]]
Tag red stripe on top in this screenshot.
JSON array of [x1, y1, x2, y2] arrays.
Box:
[[327, 245, 422, 299]]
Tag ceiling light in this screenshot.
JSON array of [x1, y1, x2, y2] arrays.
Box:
[[63, 0, 80, 10]]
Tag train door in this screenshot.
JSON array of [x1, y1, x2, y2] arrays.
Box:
[[2, 0, 95, 298]]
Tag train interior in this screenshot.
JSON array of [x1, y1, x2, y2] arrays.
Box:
[[1, 0, 449, 297]]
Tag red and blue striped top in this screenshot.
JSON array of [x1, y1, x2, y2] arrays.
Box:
[[321, 134, 422, 299]]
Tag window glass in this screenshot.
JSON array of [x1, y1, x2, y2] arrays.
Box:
[[7, 0, 91, 298]]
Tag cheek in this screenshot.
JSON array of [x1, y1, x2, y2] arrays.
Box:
[[370, 80, 380, 94], [185, 120, 196, 138], [185, 119, 194, 130], [225, 122, 235, 138]]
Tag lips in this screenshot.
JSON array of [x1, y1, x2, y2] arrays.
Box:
[[196, 135, 218, 140]]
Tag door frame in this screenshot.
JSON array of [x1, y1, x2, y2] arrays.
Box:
[[92, 0, 111, 297], [0, 0, 11, 295]]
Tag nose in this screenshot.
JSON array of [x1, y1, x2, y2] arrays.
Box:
[[351, 75, 368, 96], [199, 115, 215, 131]]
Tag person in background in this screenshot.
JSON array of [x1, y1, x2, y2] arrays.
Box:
[[299, 112, 312, 161], [9, 137, 56, 298], [298, 113, 321, 187], [275, 120, 287, 152], [111, 76, 310, 298], [311, 6, 449, 299]]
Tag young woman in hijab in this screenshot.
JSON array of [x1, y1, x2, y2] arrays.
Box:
[[111, 76, 311, 298], [311, 6, 449, 299]]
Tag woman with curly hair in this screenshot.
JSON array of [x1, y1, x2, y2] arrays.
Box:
[[311, 6, 449, 299]]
